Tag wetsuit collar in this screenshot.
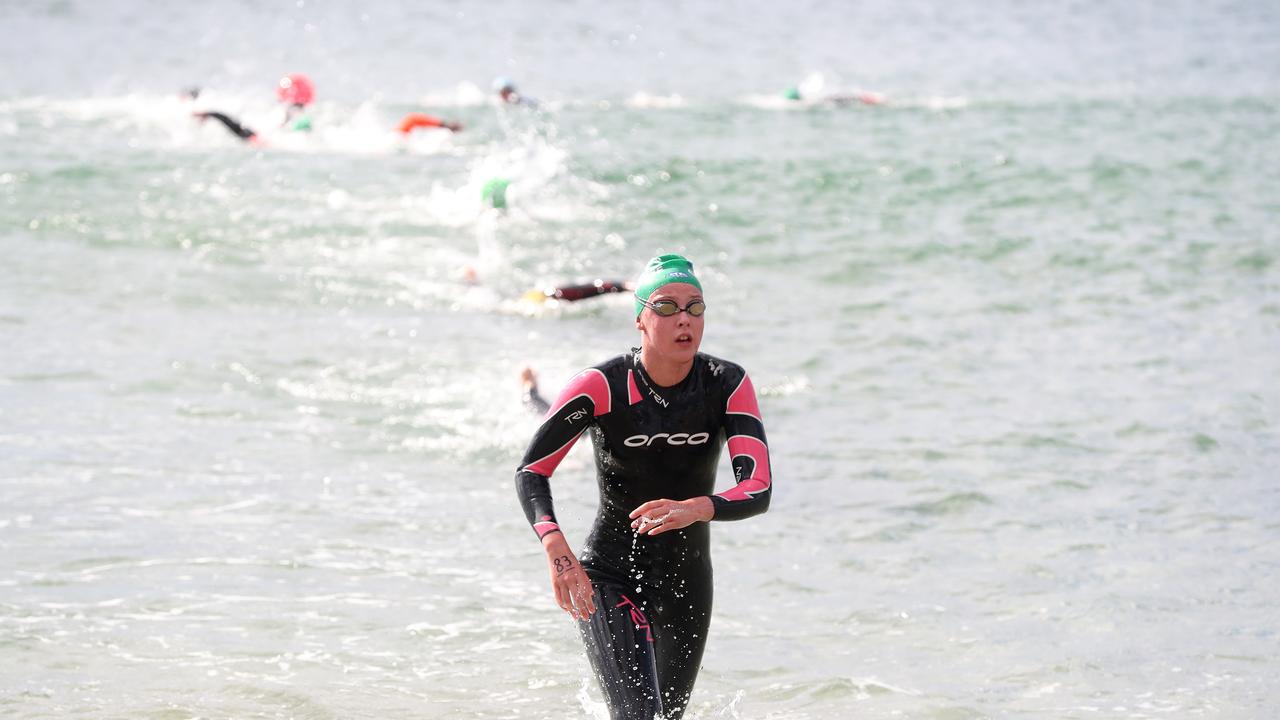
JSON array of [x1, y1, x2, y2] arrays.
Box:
[[630, 348, 696, 406]]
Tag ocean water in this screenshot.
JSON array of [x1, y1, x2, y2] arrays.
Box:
[[2, 1, 1279, 718]]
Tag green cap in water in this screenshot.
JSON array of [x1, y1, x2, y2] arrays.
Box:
[[481, 177, 509, 209], [290, 116, 313, 132], [783, 86, 802, 101], [634, 254, 702, 316]]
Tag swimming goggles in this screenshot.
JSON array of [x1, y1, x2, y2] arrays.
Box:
[[636, 296, 707, 317]]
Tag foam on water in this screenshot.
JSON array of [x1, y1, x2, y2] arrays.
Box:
[[625, 93, 689, 110]]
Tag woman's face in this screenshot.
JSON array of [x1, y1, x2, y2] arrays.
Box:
[[635, 282, 705, 363]]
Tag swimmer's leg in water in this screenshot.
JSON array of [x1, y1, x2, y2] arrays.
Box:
[[579, 581, 665, 720], [579, 578, 712, 720], [193, 111, 258, 142], [648, 589, 711, 718]]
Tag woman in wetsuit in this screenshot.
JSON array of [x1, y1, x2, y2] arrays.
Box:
[[514, 254, 773, 719]]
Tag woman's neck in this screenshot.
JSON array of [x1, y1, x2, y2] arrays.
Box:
[[639, 345, 694, 387]]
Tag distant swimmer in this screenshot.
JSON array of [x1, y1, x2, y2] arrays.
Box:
[[784, 85, 885, 106], [514, 254, 773, 719], [191, 75, 462, 146], [520, 278, 636, 305], [493, 77, 539, 108], [190, 73, 317, 145], [184, 86, 263, 144], [481, 177, 509, 209], [276, 73, 316, 131], [460, 265, 631, 304], [397, 112, 463, 135], [519, 365, 550, 415]]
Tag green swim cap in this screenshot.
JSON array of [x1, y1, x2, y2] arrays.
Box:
[[784, 86, 802, 101], [481, 177, 509, 209], [634, 254, 702, 316], [290, 116, 313, 132]]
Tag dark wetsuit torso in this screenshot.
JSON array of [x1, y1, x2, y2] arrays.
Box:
[[515, 349, 772, 719]]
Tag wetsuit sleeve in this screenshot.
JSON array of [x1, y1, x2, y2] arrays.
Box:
[[711, 372, 772, 521], [514, 368, 613, 541], [195, 111, 257, 141]]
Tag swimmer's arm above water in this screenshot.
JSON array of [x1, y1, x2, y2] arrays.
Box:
[[192, 111, 262, 144]]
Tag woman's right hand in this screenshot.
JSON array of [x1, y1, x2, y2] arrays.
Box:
[[542, 534, 597, 621]]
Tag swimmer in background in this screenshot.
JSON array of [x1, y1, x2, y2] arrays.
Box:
[[397, 112, 463, 136], [520, 366, 551, 415], [516, 279, 638, 411], [784, 84, 885, 106], [494, 77, 539, 108], [184, 86, 262, 144], [520, 278, 636, 306], [461, 266, 633, 307], [191, 109, 264, 144], [189, 73, 317, 145], [190, 76, 463, 145], [277, 73, 316, 131]]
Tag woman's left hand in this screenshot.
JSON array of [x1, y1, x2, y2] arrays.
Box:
[[629, 496, 715, 536]]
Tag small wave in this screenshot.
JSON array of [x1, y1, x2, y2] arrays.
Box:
[[893, 95, 971, 110], [986, 433, 1103, 453], [624, 92, 687, 109], [900, 492, 994, 516], [740, 94, 805, 110], [415, 81, 490, 108], [10, 370, 101, 383], [758, 376, 810, 397], [759, 675, 922, 703], [576, 679, 611, 720], [1192, 433, 1219, 452]]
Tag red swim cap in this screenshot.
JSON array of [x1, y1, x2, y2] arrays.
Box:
[[277, 74, 315, 106]]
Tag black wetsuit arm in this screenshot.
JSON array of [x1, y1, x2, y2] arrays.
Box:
[[710, 372, 773, 521], [195, 111, 257, 141], [515, 470, 560, 540], [513, 368, 610, 540]]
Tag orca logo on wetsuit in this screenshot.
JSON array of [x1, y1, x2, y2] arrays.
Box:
[[623, 432, 711, 448]]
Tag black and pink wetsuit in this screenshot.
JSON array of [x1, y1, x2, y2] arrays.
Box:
[[515, 349, 772, 719]]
